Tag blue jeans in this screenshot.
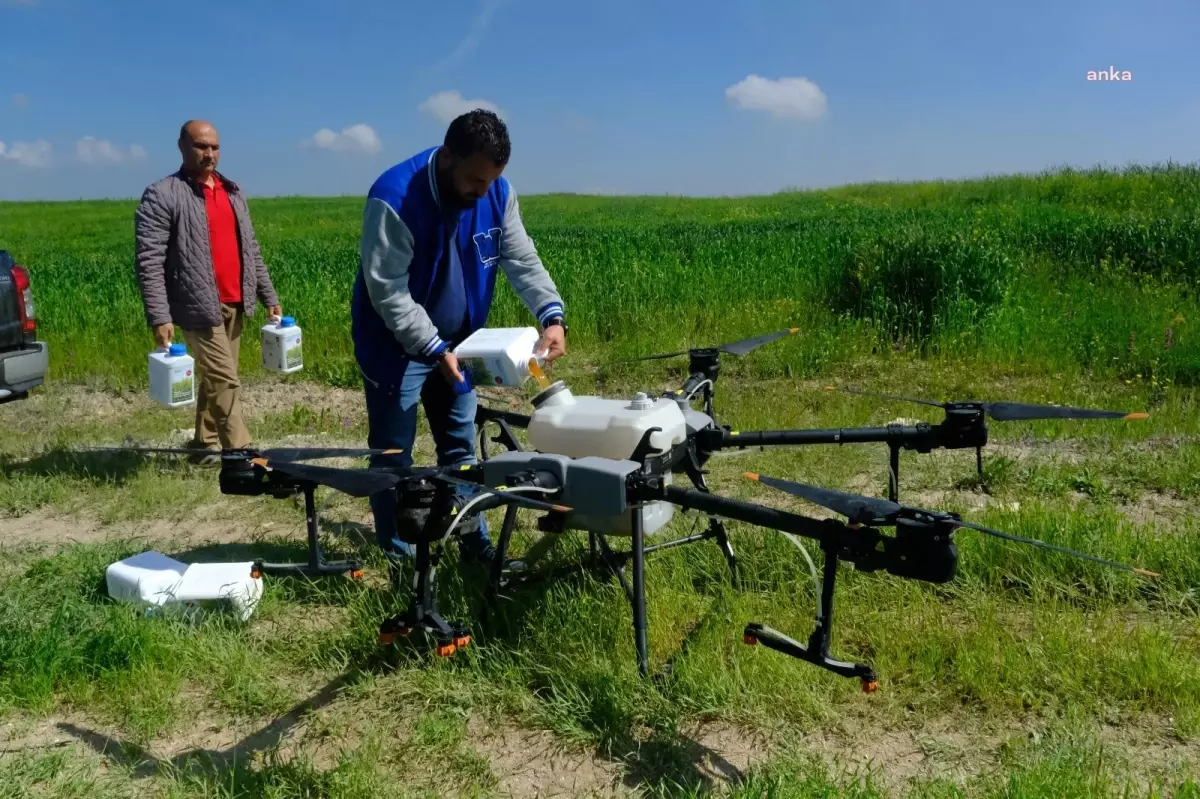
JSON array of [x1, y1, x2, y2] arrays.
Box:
[[364, 360, 491, 561]]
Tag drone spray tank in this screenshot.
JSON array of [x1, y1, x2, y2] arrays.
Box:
[[525, 379, 688, 536]]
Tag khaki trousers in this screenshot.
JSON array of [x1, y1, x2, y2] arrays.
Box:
[[182, 303, 252, 450]]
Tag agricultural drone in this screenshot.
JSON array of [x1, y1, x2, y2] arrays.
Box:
[[96, 328, 1156, 690]]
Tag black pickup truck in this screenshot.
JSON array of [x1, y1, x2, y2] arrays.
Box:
[[0, 249, 48, 403]]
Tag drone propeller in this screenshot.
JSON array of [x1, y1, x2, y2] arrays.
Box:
[[626, 328, 800, 362], [251, 457, 573, 513], [87, 445, 406, 463], [745, 472, 899, 525], [824, 387, 1149, 423], [744, 472, 1159, 579], [250, 457, 401, 498]]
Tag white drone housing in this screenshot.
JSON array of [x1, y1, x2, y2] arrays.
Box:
[[522, 380, 690, 536]]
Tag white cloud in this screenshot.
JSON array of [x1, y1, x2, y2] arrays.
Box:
[[418, 90, 504, 124], [11, 93, 28, 109], [725, 74, 828, 121], [309, 124, 381, 155], [75, 136, 148, 165], [428, 0, 508, 73], [0, 139, 52, 168]]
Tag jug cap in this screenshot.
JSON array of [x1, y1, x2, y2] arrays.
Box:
[[168, 343, 187, 356], [280, 316, 296, 328]]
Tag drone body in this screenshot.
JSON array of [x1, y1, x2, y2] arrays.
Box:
[[95, 327, 1156, 688]]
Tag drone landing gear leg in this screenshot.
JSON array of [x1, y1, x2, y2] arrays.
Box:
[[379, 542, 470, 657], [630, 508, 649, 678], [489, 504, 521, 600], [711, 518, 738, 586], [251, 484, 364, 580], [888, 444, 901, 503], [743, 539, 877, 693]]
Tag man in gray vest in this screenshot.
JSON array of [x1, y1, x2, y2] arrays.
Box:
[[134, 120, 282, 462]]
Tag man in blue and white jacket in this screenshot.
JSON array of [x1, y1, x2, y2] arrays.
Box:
[[351, 109, 567, 569]]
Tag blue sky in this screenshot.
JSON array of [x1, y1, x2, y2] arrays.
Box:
[[0, 0, 1197, 201]]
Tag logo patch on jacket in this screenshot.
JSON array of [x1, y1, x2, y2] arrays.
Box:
[[473, 227, 502, 267]]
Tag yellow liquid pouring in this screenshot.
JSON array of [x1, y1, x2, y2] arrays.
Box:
[[528, 357, 551, 389]]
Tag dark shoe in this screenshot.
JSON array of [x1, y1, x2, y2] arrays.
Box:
[[187, 446, 221, 466], [461, 544, 527, 574]]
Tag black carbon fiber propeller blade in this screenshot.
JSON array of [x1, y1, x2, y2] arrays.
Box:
[[824, 387, 1148, 422], [251, 458, 400, 498], [717, 328, 801, 357], [981, 402, 1147, 422], [626, 328, 799, 362], [87, 445, 405, 462], [950, 518, 1159, 578], [258, 447, 405, 462], [744, 472, 899, 525], [745, 473, 1158, 578]]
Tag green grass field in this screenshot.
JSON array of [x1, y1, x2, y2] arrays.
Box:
[[1, 163, 1198, 797]]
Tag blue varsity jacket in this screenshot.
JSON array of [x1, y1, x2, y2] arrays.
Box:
[[351, 145, 564, 389]]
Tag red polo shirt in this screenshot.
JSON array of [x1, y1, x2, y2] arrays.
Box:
[[203, 177, 243, 304]]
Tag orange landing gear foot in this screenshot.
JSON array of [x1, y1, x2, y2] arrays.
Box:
[[378, 632, 396, 645], [436, 642, 457, 657], [453, 635, 471, 649], [743, 634, 758, 645], [862, 680, 879, 694], [349, 569, 365, 580]]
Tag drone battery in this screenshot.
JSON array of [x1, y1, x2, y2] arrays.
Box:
[[261, 316, 303, 374], [452, 326, 543, 387], [148, 344, 195, 408]]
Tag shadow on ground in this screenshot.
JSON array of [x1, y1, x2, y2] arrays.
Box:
[[57, 674, 355, 789], [0, 448, 153, 486]]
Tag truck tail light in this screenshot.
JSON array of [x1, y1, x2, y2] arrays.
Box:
[[10, 265, 36, 338]]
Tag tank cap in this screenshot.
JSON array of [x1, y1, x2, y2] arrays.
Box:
[[168, 343, 187, 356], [280, 316, 296, 328], [531, 380, 569, 408], [628, 391, 653, 410]]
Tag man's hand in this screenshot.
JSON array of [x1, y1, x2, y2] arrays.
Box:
[[538, 324, 566, 362], [268, 305, 282, 323], [154, 323, 174, 349], [438, 352, 466, 386]]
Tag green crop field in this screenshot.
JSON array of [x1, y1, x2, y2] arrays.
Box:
[[1, 163, 1199, 797], [2, 162, 1198, 391]]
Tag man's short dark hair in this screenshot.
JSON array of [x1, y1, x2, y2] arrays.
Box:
[[444, 109, 511, 165]]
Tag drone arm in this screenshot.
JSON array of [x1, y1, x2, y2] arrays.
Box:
[[699, 424, 925, 453], [659, 484, 839, 545], [475, 406, 531, 429]]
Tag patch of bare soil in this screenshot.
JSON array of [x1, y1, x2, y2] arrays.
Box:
[[793, 715, 1011, 792], [239, 379, 369, 423], [1117, 491, 1190, 528], [0, 505, 266, 552], [467, 720, 632, 798], [8, 699, 1197, 797], [790, 712, 1200, 795]]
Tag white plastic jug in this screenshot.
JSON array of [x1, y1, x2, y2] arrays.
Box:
[[262, 316, 303, 374], [149, 343, 196, 407], [452, 327, 545, 387]]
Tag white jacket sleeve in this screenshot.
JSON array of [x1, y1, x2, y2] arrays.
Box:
[[497, 188, 564, 326], [360, 197, 449, 359]]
